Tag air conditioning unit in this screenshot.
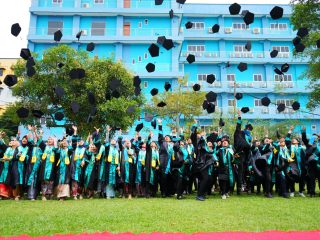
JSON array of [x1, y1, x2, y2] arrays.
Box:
[[212, 52, 218, 57], [224, 27, 233, 34], [82, 29, 88, 36], [253, 28, 260, 34], [282, 52, 290, 58], [208, 28, 213, 33], [229, 82, 235, 87], [250, 108, 254, 113], [82, 3, 90, 8], [241, 82, 247, 87], [257, 53, 264, 58], [260, 82, 267, 88], [248, 82, 254, 88], [235, 52, 241, 58], [287, 82, 293, 88], [247, 52, 253, 58], [180, 27, 184, 33], [262, 108, 269, 114]]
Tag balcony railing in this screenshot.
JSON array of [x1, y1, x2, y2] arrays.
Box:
[[124, 63, 171, 72], [125, 28, 173, 37], [181, 51, 292, 59]]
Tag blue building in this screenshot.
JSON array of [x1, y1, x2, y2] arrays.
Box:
[[27, 0, 320, 137]]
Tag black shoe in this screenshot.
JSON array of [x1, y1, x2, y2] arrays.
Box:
[[196, 196, 205, 201], [266, 193, 273, 198], [283, 193, 290, 198]]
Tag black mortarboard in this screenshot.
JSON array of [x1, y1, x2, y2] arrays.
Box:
[[27, 67, 36, 77], [281, 63, 290, 73], [243, 11, 255, 25], [58, 62, 64, 68], [151, 118, 157, 129], [135, 123, 144, 132], [90, 106, 97, 116], [66, 126, 74, 136], [3, 74, 18, 87], [237, 62, 247, 72], [69, 68, 86, 79], [226, 61, 231, 68], [54, 112, 64, 121], [229, 3, 241, 15], [245, 124, 253, 131], [127, 106, 135, 113], [32, 110, 44, 118], [193, 83, 200, 92], [162, 39, 174, 50], [206, 74, 215, 84], [270, 6, 284, 20], [16, 107, 29, 118], [71, 101, 80, 113], [169, 9, 174, 19], [54, 86, 65, 98], [134, 87, 141, 96], [54, 30, 63, 42], [235, 93, 243, 100], [277, 103, 286, 112], [211, 24, 220, 33], [292, 37, 301, 46], [148, 43, 159, 57], [185, 21, 193, 29], [26, 57, 35, 69], [112, 90, 120, 98], [146, 63, 155, 73], [157, 101, 167, 107], [164, 82, 171, 91], [219, 118, 225, 127], [297, 27, 308, 38], [206, 91, 217, 102], [241, 107, 250, 113], [292, 101, 300, 111], [86, 42, 95, 52], [11, 23, 22, 37], [317, 39, 320, 49], [274, 67, 283, 75], [157, 36, 166, 45], [20, 48, 31, 60], [261, 97, 271, 107], [110, 78, 121, 90], [295, 43, 305, 53], [245, 41, 252, 51], [202, 100, 209, 110], [87, 91, 96, 105], [176, 0, 186, 4], [150, 88, 159, 96], [133, 76, 141, 87], [270, 49, 278, 58], [207, 103, 215, 114], [155, 0, 164, 5], [76, 30, 82, 41], [186, 54, 195, 64]]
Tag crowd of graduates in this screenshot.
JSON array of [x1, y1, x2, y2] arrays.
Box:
[[0, 110, 320, 201]]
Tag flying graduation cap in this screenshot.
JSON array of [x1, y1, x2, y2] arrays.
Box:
[[241, 107, 250, 113], [270, 6, 284, 20], [193, 83, 201, 92], [292, 37, 301, 46], [277, 103, 286, 113], [164, 82, 171, 91], [135, 123, 144, 132], [292, 101, 300, 111], [71, 102, 80, 114], [229, 3, 241, 15], [110, 79, 121, 90], [176, 0, 186, 4], [211, 24, 220, 33], [20, 48, 31, 60], [11, 23, 22, 37], [270, 49, 278, 58], [295, 43, 305, 53], [133, 76, 141, 87], [206, 91, 217, 102], [186, 54, 195, 64], [297, 27, 309, 38], [76, 30, 82, 41], [157, 101, 167, 107], [148, 43, 160, 57], [274, 67, 284, 76], [54, 86, 65, 98], [27, 67, 36, 77], [87, 91, 96, 105], [155, 0, 164, 5], [3, 75, 18, 87], [69, 68, 85, 79], [206, 74, 215, 84], [162, 39, 174, 50], [150, 88, 159, 96], [54, 30, 63, 42], [243, 11, 255, 25], [16, 107, 29, 118], [185, 21, 193, 29], [207, 103, 215, 114], [235, 93, 243, 100], [169, 9, 174, 19], [157, 36, 166, 45], [202, 100, 209, 110], [54, 112, 64, 121], [237, 62, 247, 72], [26, 57, 35, 69], [32, 110, 44, 118], [281, 63, 290, 73], [86, 42, 95, 52], [245, 41, 252, 51], [146, 63, 155, 73], [261, 97, 271, 107]]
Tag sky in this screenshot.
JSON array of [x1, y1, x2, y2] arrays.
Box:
[[0, 0, 290, 58]]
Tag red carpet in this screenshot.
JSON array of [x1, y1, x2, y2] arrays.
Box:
[[2, 231, 320, 240]]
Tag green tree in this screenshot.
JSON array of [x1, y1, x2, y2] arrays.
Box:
[[10, 45, 143, 135], [291, 0, 320, 109], [0, 104, 21, 140]]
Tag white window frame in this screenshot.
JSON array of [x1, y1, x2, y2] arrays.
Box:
[[232, 22, 248, 30], [52, 0, 63, 4], [227, 74, 236, 81], [191, 22, 205, 30], [91, 22, 106, 36], [253, 74, 262, 81], [94, 0, 104, 4], [143, 81, 148, 88], [276, 99, 294, 107], [274, 74, 292, 82], [234, 45, 248, 52], [197, 74, 216, 82], [254, 99, 263, 107], [47, 21, 63, 35], [270, 23, 288, 30], [228, 99, 236, 107], [187, 45, 205, 52], [272, 46, 290, 53]]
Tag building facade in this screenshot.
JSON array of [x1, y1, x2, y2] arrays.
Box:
[[27, 0, 320, 136]]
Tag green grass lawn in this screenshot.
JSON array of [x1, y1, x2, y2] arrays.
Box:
[[0, 194, 320, 237]]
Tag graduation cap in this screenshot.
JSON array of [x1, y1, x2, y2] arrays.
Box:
[[241, 107, 250, 113], [90, 106, 97, 116], [32, 110, 44, 118], [27, 67, 36, 77], [270, 49, 278, 58], [134, 87, 141, 96], [146, 63, 155, 73], [292, 101, 300, 111], [157, 101, 167, 107], [207, 103, 215, 114], [3, 74, 18, 87], [193, 83, 201, 92], [155, 0, 163, 5], [176, 0, 186, 4], [54, 30, 63, 42], [186, 54, 195, 64], [133, 76, 141, 87], [157, 36, 166, 45], [69, 68, 86, 79], [226, 61, 231, 68], [206, 74, 215, 84], [110, 78, 121, 90], [26, 57, 35, 69], [270, 6, 284, 20], [54, 86, 65, 98], [237, 62, 247, 72], [317, 39, 320, 49], [135, 123, 144, 132], [281, 63, 290, 73], [65, 126, 74, 136], [277, 103, 286, 112], [71, 102, 80, 114], [16, 107, 29, 118], [202, 100, 209, 110], [274, 67, 283, 76], [164, 82, 171, 91], [261, 97, 271, 107], [243, 11, 255, 25], [185, 21, 193, 29], [245, 41, 252, 51], [211, 24, 220, 33], [219, 118, 225, 127], [229, 3, 241, 15], [297, 27, 308, 38], [54, 112, 64, 121], [20, 48, 31, 60], [162, 39, 174, 50], [292, 37, 302, 46], [206, 91, 217, 102], [11, 23, 21, 37], [148, 43, 159, 57], [127, 106, 135, 113], [76, 30, 82, 41], [169, 9, 174, 19], [87, 91, 96, 105], [150, 88, 159, 96], [86, 42, 95, 52], [295, 43, 305, 53], [151, 118, 157, 129], [235, 93, 243, 100], [112, 90, 120, 98], [58, 62, 64, 68]]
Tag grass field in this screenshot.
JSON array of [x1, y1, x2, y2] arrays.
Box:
[[0, 194, 320, 237]]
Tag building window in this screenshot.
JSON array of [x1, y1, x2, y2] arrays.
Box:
[[232, 22, 247, 30], [132, 59, 135, 64], [270, 23, 288, 30], [91, 22, 105, 36], [144, 81, 148, 88], [138, 56, 142, 62], [276, 99, 294, 107], [187, 45, 205, 52], [144, 19, 148, 25], [191, 22, 205, 30], [138, 22, 142, 28], [254, 99, 263, 107], [227, 74, 235, 81], [144, 53, 148, 59], [47, 21, 63, 35], [228, 99, 235, 107], [94, 0, 104, 3], [311, 125, 317, 131], [253, 74, 262, 81], [234, 45, 248, 52], [272, 46, 290, 53], [52, 0, 63, 4], [274, 74, 292, 82]]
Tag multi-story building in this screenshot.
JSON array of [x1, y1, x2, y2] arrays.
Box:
[[27, 0, 320, 136]]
